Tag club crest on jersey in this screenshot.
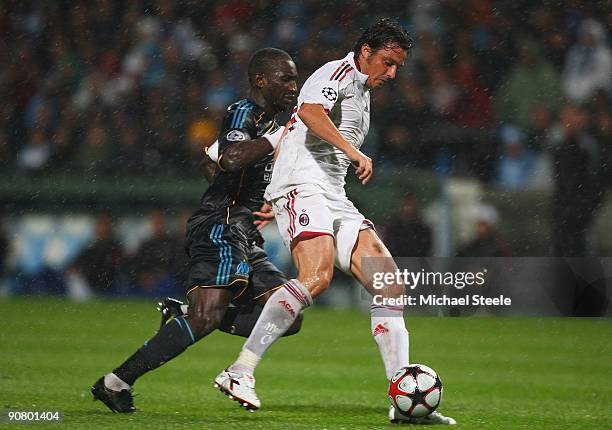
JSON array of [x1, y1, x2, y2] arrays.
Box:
[[226, 130, 248, 142], [235, 261, 250, 276], [322, 87, 338, 102], [299, 213, 310, 226]]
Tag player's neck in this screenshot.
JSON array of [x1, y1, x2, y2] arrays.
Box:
[[248, 90, 276, 117], [355, 55, 373, 90]]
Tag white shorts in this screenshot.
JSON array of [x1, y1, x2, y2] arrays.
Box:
[[271, 187, 374, 275]]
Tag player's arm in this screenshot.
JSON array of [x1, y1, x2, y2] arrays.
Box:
[[219, 130, 284, 172], [297, 72, 372, 184], [210, 106, 285, 172], [206, 127, 284, 173], [298, 103, 372, 184], [217, 120, 286, 176]]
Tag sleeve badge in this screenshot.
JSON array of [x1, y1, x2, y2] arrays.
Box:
[[322, 87, 338, 102]]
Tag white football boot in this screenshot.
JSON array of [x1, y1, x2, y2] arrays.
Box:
[[214, 369, 261, 411], [389, 405, 457, 425]]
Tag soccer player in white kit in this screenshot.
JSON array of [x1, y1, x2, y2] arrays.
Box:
[[215, 19, 455, 425]]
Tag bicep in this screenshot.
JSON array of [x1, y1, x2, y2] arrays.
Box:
[[218, 128, 253, 154], [217, 105, 257, 152], [297, 103, 329, 123]]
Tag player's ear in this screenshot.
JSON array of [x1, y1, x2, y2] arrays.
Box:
[[360, 44, 372, 61], [254, 73, 266, 89]]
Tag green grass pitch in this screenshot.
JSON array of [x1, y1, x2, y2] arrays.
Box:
[[1, 298, 611, 429]]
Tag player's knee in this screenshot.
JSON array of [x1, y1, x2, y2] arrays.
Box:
[[301, 266, 333, 297], [186, 305, 225, 340], [364, 237, 390, 258], [360, 230, 390, 257], [371, 241, 386, 256], [188, 314, 222, 340]]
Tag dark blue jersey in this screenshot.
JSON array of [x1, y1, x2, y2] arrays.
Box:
[[191, 99, 278, 244]]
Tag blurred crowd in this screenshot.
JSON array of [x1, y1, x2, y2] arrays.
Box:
[[1, 210, 190, 298], [1, 0, 610, 186], [0, 199, 510, 298]]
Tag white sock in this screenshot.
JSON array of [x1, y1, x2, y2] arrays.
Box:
[[233, 349, 260, 373], [104, 373, 130, 391], [230, 279, 312, 374], [371, 305, 409, 380]]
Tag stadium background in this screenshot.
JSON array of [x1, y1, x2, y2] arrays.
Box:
[[0, 0, 611, 311]]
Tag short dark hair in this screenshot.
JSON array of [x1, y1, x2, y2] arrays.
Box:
[[353, 18, 414, 57], [248, 47, 292, 84]]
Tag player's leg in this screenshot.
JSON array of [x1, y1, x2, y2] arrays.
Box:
[[250, 286, 304, 336], [219, 246, 303, 337], [92, 287, 234, 412], [348, 229, 456, 425], [157, 248, 305, 339], [92, 220, 246, 412], [219, 303, 303, 337], [227, 192, 334, 372], [349, 228, 410, 380], [215, 235, 332, 409], [216, 192, 334, 409], [113, 287, 233, 384], [225, 234, 332, 372]]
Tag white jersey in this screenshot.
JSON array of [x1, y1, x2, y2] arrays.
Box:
[[265, 51, 370, 200]]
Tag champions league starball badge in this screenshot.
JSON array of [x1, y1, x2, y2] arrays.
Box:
[[322, 87, 338, 102]]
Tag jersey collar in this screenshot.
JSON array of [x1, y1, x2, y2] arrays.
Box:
[[344, 52, 369, 85], [246, 97, 274, 121]]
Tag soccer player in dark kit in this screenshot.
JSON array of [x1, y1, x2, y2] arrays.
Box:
[[91, 47, 299, 413]]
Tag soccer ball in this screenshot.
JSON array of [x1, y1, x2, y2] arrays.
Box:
[[388, 364, 443, 417]]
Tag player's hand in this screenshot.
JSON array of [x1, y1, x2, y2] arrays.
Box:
[[349, 149, 373, 185], [253, 202, 275, 230]]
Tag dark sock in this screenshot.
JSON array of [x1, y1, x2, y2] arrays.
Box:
[[113, 316, 195, 386], [219, 305, 302, 338]]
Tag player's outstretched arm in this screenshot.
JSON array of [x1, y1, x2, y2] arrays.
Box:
[[220, 137, 275, 172], [298, 103, 372, 184], [212, 126, 285, 172]]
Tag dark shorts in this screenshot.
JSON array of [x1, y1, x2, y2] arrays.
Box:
[[185, 219, 287, 306]]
